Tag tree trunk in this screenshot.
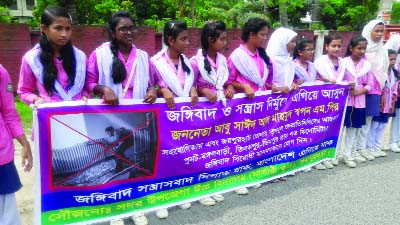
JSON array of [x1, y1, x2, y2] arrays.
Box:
[[62, 0, 78, 24], [190, 0, 195, 27], [279, 0, 288, 27], [310, 0, 322, 27]]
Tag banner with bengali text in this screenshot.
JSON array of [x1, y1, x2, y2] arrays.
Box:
[[33, 83, 348, 225]]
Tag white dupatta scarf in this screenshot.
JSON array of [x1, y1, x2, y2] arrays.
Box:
[[95, 42, 149, 99], [25, 44, 86, 100], [294, 60, 317, 82], [151, 48, 194, 97], [314, 55, 345, 82], [342, 57, 371, 86], [230, 45, 268, 91], [192, 49, 229, 106]]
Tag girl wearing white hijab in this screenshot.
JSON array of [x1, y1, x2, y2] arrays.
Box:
[[354, 20, 389, 160], [266, 27, 299, 91]]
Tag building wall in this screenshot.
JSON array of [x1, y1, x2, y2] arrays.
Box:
[[0, 24, 363, 90]]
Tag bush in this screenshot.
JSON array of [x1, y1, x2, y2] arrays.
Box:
[[309, 23, 326, 30]]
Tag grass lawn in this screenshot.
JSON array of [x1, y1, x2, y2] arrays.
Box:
[[15, 97, 32, 131]]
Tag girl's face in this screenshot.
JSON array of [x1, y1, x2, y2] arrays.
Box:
[[350, 41, 367, 60], [389, 53, 397, 68], [114, 17, 136, 46], [41, 17, 72, 49], [249, 26, 268, 48], [210, 31, 227, 52], [325, 39, 342, 58], [298, 43, 314, 61], [371, 25, 384, 42], [168, 30, 189, 54], [286, 37, 297, 55]]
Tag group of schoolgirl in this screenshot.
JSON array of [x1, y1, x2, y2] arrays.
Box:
[[3, 5, 400, 225]]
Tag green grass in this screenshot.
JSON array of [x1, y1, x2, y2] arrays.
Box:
[[15, 97, 32, 130]]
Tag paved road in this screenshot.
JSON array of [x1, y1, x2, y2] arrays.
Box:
[[102, 151, 400, 225]]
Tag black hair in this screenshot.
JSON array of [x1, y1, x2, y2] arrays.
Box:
[[107, 11, 135, 84], [241, 17, 271, 66], [324, 34, 342, 47], [163, 20, 191, 74], [345, 35, 368, 56], [293, 38, 313, 60], [200, 21, 226, 74], [39, 6, 75, 95], [388, 49, 397, 56], [388, 49, 399, 78], [105, 126, 114, 132]]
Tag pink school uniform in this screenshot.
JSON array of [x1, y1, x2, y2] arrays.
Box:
[[314, 55, 346, 83], [151, 49, 195, 97], [227, 44, 272, 92], [190, 49, 229, 104], [86, 42, 153, 99], [0, 64, 25, 225], [17, 44, 88, 104], [294, 59, 317, 83]]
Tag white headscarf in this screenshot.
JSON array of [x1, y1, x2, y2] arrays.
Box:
[[362, 20, 388, 89], [384, 35, 400, 64], [266, 27, 297, 87]]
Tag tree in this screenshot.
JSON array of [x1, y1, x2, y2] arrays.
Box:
[[319, 0, 379, 31], [390, 1, 400, 24]]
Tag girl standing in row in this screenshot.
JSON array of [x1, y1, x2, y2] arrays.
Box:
[[293, 38, 317, 86], [227, 18, 272, 194], [367, 49, 398, 157], [383, 35, 400, 153], [357, 20, 388, 159], [341, 35, 372, 168], [18, 6, 88, 107], [190, 20, 233, 205], [266, 27, 299, 92], [0, 64, 33, 225], [314, 35, 344, 169], [85, 10, 155, 225], [151, 20, 196, 219]]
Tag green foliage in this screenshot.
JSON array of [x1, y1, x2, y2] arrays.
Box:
[[309, 23, 326, 30], [391, 2, 400, 24], [20, 0, 382, 31], [14, 97, 32, 130], [337, 25, 352, 31], [0, 6, 16, 23], [29, 0, 57, 28], [30, 0, 137, 27], [320, 0, 379, 31]]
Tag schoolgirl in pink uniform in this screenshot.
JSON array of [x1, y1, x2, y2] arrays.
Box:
[[293, 38, 317, 85], [151, 20, 196, 219], [341, 35, 373, 168], [190, 21, 234, 107], [190, 20, 233, 206], [314, 35, 345, 169], [227, 17, 287, 102], [226, 17, 273, 194], [152, 20, 198, 110], [86, 11, 156, 107], [356, 20, 389, 159], [0, 64, 32, 225], [85, 11, 154, 225], [17, 6, 88, 107], [383, 35, 400, 152], [368, 50, 398, 157]]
